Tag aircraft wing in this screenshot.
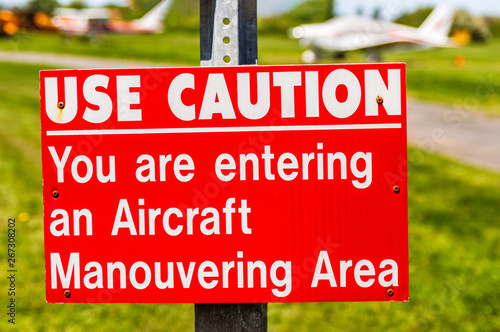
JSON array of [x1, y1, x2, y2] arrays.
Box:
[[306, 29, 448, 52], [292, 7, 455, 53]]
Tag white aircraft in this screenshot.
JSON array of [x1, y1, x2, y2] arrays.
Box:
[[51, 0, 173, 37], [290, 5, 456, 63]]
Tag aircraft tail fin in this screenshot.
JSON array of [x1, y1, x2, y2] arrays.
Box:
[[132, 0, 173, 33], [418, 5, 454, 38]]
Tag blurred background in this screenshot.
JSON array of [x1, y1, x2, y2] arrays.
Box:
[[0, 0, 499, 331]]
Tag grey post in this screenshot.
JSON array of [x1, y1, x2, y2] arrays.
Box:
[[200, 0, 258, 66], [197, 0, 266, 331]]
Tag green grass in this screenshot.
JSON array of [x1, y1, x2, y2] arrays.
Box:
[[1, 32, 499, 115], [1, 61, 500, 331], [0, 31, 304, 66], [386, 42, 500, 116], [0, 32, 202, 66]]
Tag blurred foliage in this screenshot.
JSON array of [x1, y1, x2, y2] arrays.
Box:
[[283, 0, 334, 23], [67, 0, 87, 9], [131, 0, 160, 13], [484, 16, 500, 38], [120, 0, 198, 31], [120, 0, 161, 20], [452, 9, 491, 42], [259, 0, 335, 35], [163, 0, 199, 32], [393, 6, 433, 27], [26, 0, 60, 14], [394, 6, 491, 42]]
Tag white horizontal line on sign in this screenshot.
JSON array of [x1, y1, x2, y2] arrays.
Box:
[[46, 123, 402, 136]]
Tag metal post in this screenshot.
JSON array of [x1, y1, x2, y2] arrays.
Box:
[[200, 0, 257, 66], [195, 303, 267, 332], [197, 0, 265, 331]]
